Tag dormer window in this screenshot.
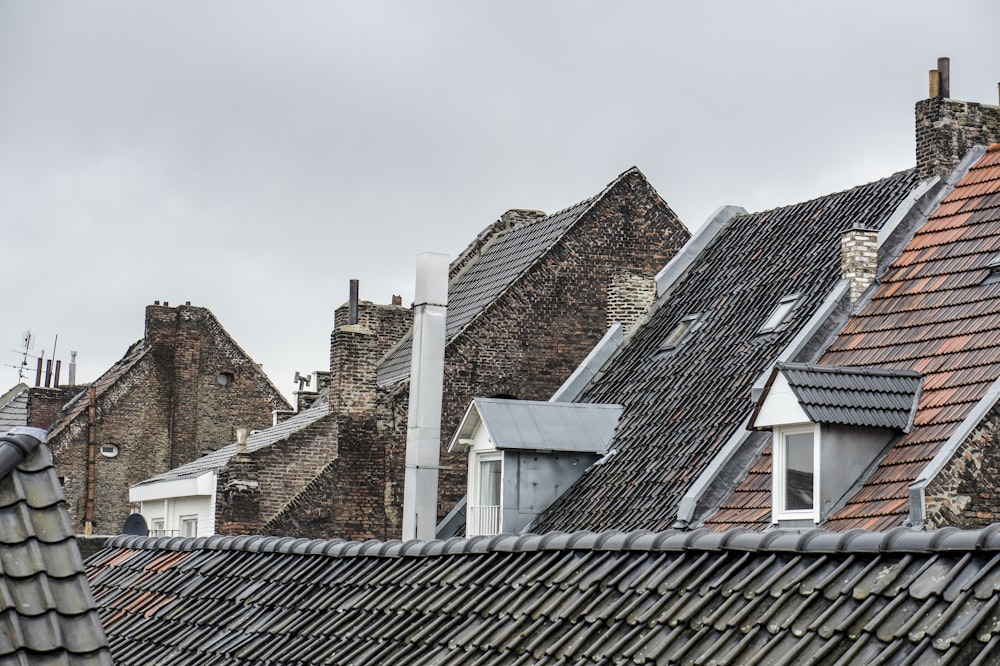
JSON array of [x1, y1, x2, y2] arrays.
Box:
[[660, 313, 701, 351], [750, 362, 922, 528], [772, 424, 819, 521], [468, 452, 503, 536], [758, 295, 799, 334]]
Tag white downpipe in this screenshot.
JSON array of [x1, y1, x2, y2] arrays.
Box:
[[402, 252, 449, 541]]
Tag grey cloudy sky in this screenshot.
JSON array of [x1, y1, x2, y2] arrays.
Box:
[[2, 1, 998, 401]]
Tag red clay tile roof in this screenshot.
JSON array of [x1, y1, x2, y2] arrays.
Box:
[[710, 144, 1000, 532]]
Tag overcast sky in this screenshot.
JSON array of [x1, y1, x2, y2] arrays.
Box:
[[2, 2, 998, 401]]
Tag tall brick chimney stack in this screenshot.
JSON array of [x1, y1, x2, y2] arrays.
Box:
[[915, 57, 1000, 181]]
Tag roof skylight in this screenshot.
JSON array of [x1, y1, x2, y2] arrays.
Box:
[[758, 294, 799, 334], [660, 313, 701, 351]]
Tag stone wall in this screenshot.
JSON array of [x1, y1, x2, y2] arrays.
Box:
[[924, 401, 1000, 529], [916, 97, 1000, 181]]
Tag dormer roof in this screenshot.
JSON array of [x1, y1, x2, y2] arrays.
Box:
[[752, 363, 923, 432], [449, 398, 622, 454]]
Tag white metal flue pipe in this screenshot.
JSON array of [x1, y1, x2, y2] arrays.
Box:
[[402, 252, 449, 541]]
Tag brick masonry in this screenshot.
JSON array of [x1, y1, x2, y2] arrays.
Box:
[[841, 226, 879, 305], [263, 168, 690, 541], [607, 268, 657, 333], [916, 97, 1000, 181], [924, 401, 1000, 529], [47, 303, 289, 535]]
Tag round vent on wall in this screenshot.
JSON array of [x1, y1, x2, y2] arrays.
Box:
[[100, 443, 119, 458]]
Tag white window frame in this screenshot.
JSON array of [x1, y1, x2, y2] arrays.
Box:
[[759, 294, 799, 334], [467, 451, 503, 537], [150, 518, 166, 536], [179, 515, 199, 537], [772, 423, 820, 523]]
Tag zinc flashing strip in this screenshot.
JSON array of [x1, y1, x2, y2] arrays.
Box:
[[549, 323, 624, 402], [676, 414, 753, 524], [654, 205, 745, 297], [909, 374, 1000, 528]]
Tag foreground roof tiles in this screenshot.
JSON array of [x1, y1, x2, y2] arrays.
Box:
[[0, 428, 111, 664], [87, 525, 1000, 664], [533, 169, 920, 533], [713, 144, 1000, 531]]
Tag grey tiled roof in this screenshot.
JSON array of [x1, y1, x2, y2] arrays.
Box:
[[87, 525, 1000, 664], [376, 172, 622, 387], [771, 362, 923, 430], [0, 384, 28, 432], [535, 169, 922, 533], [0, 428, 111, 664], [134, 389, 331, 486]]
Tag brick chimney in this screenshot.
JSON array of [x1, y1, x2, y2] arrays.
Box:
[[328, 283, 411, 416], [916, 57, 1000, 181], [607, 268, 657, 333], [841, 224, 879, 305]]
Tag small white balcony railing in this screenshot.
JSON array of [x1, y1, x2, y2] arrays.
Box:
[[467, 505, 501, 537]]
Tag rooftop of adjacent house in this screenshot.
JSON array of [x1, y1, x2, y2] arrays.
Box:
[[86, 524, 1000, 665], [711, 144, 1000, 532], [0, 384, 28, 431], [0, 427, 111, 664], [755, 362, 923, 431], [376, 168, 640, 388], [134, 388, 331, 486], [532, 168, 922, 534]]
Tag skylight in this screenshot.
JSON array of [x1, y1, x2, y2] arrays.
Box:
[[660, 313, 701, 350], [758, 294, 799, 334], [983, 255, 1000, 285]]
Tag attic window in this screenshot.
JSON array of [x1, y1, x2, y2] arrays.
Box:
[[216, 372, 234, 386], [660, 313, 701, 351], [758, 294, 799, 334], [100, 444, 119, 458], [983, 255, 1000, 284]]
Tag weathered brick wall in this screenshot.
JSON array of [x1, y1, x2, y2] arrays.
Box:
[[50, 353, 173, 534], [26, 386, 78, 430], [50, 302, 290, 535], [145, 303, 288, 467], [215, 412, 338, 535], [607, 268, 657, 333], [925, 402, 1000, 529], [916, 98, 1000, 181]]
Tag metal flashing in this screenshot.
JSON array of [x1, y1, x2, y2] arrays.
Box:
[[654, 204, 745, 297]]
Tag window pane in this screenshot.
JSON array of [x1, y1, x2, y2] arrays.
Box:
[[480, 459, 501, 506], [784, 432, 813, 511]]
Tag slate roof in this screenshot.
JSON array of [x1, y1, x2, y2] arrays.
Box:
[[712, 145, 1000, 531], [87, 524, 1000, 665], [532, 169, 921, 533], [0, 384, 28, 432], [450, 398, 623, 454], [134, 389, 331, 486], [757, 363, 923, 431], [377, 170, 631, 387], [0, 427, 111, 664]]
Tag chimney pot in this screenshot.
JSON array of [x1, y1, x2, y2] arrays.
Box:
[[349, 279, 359, 325], [392, 294, 402, 307], [185, 301, 191, 306], [154, 300, 160, 305], [929, 70, 940, 99], [164, 301, 169, 307], [937, 57, 950, 98]]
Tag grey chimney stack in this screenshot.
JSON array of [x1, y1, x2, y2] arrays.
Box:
[[402, 252, 449, 541], [68, 351, 77, 385]]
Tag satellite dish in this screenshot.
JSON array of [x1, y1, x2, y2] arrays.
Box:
[[123, 513, 149, 536]]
